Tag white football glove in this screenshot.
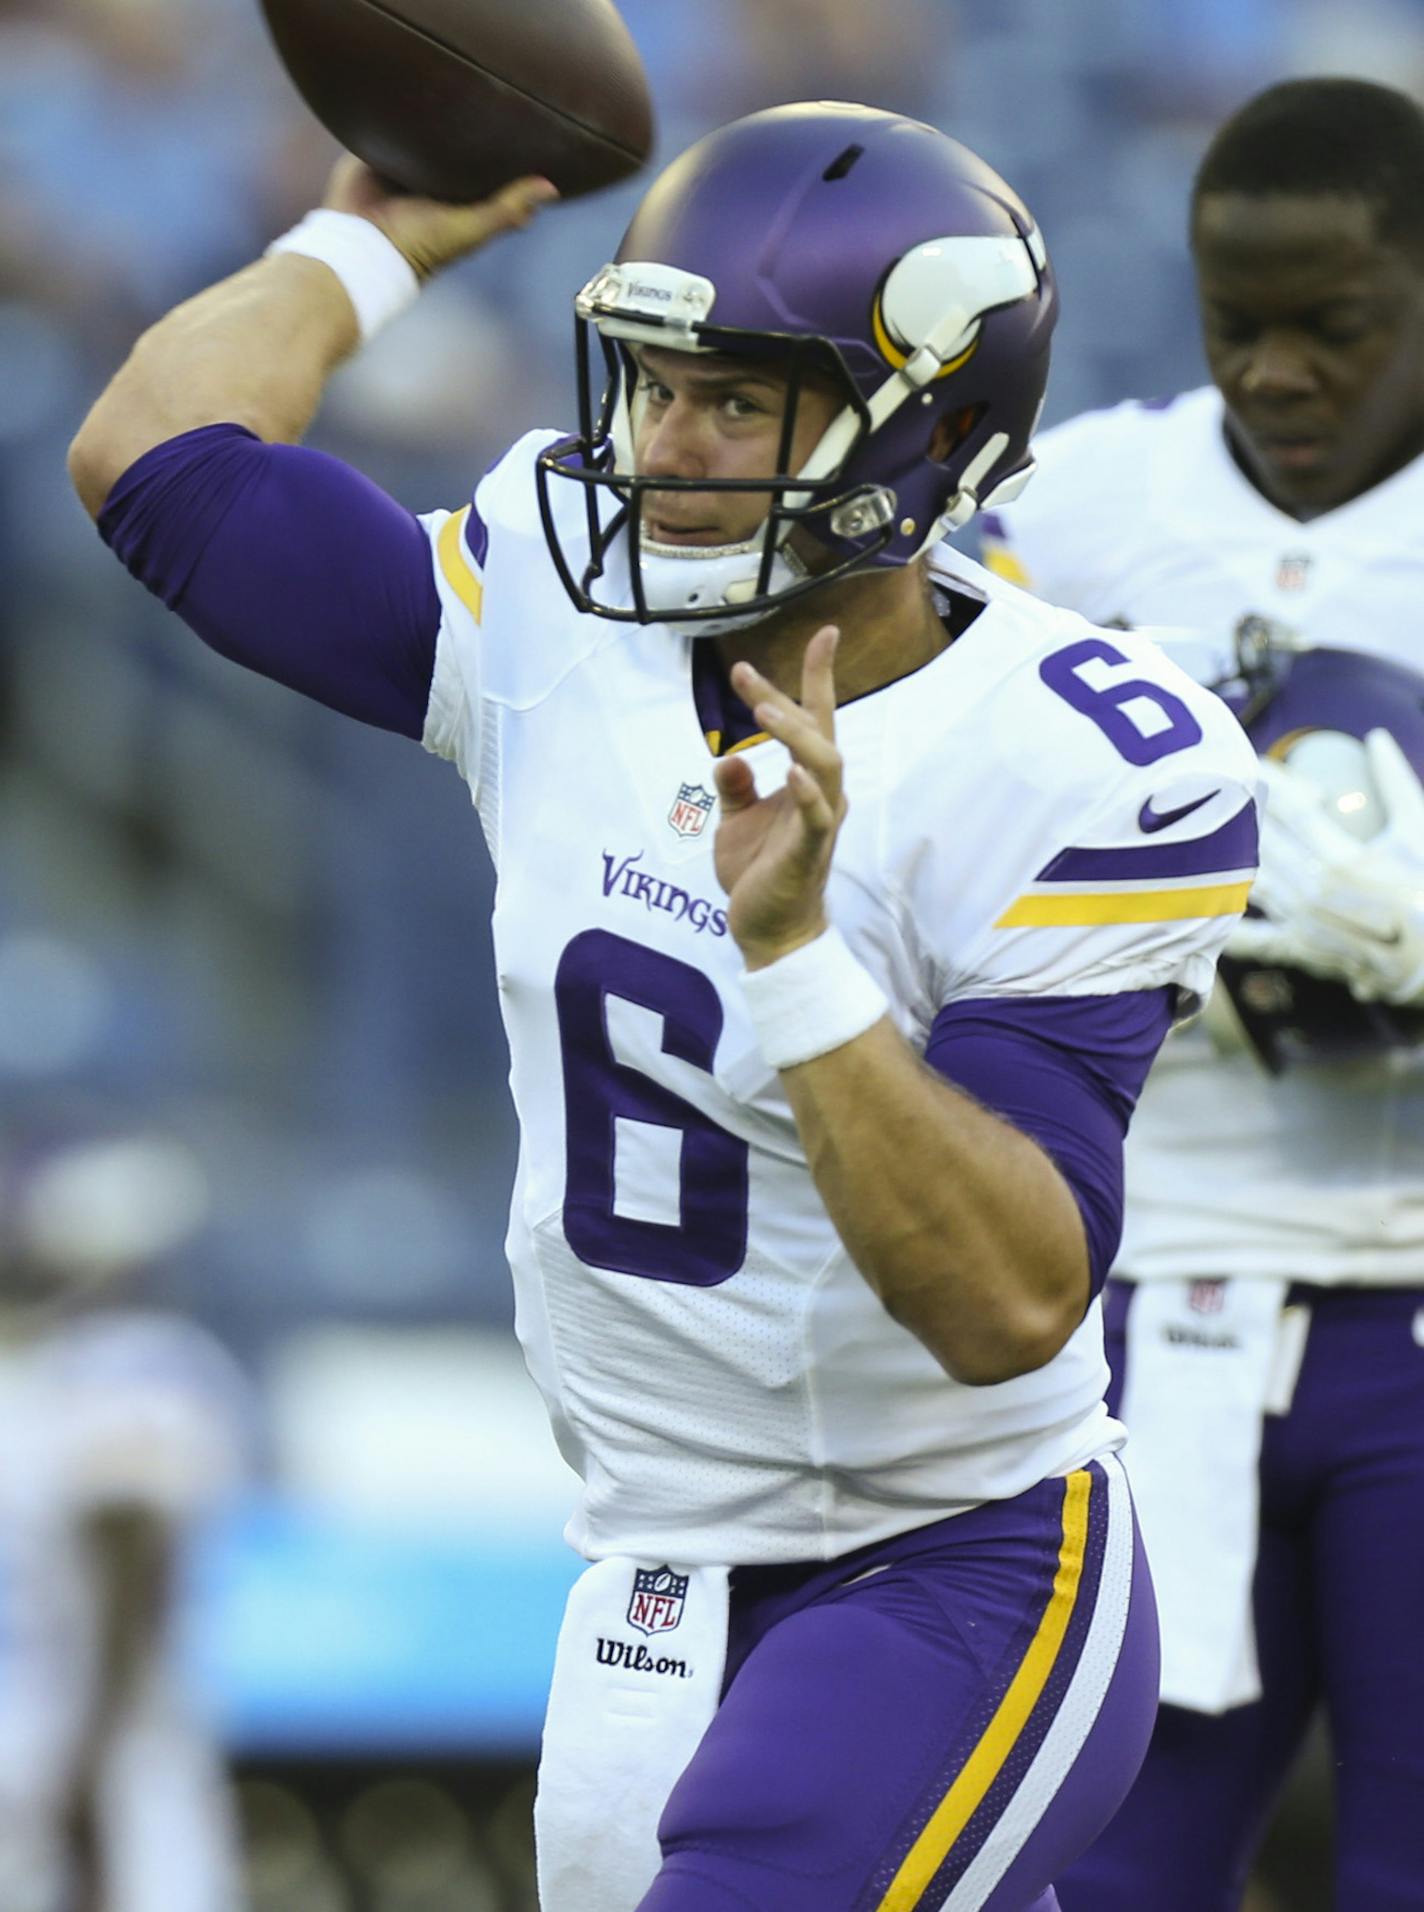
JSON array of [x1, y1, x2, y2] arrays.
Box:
[[1228, 728, 1424, 1007]]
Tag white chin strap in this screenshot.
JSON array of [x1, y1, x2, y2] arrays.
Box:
[[636, 530, 813, 636]]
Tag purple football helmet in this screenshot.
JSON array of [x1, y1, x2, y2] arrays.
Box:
[[1216, 620, 1424, 1071], [535, 101, 1057, 631]]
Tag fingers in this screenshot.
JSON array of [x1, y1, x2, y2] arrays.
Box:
[[729, 632, 843, 813], [322, 155, 380, 213], [718, 754, 835, 846], [1226, 916, 1330, 972], [787, 761, 837, 844], [714, 754, 758, 813], [485, 175, 562, 230], [420, 176, 559, 259], [1226, 916, 1294, 964], [325, 157, 557, 219], [800, 626, 840, 738], [321, 160, 558, 278], [1365, 728, 1424, 833]]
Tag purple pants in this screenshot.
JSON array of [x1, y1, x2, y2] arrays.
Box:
[[1059, 1281, 1424, 1912], [637, 1455, 1158, 1911]]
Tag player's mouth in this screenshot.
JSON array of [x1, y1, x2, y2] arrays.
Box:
[[1245, 429, 1333, 474], [644, 518, 732, 546]]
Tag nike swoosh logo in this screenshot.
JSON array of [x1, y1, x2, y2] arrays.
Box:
[[1138, 790, 1219, 834]]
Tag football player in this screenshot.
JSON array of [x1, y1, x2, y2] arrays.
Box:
[[980, 77, 1424, 1912], [68, 104, 1260, 1911], [0, 1134, 248, 1912]]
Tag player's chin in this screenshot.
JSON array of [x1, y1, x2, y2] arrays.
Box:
[[1246, 440, 1349, 514]]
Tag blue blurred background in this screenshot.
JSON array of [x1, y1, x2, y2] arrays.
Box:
[[5, 0, 1423, 1903]]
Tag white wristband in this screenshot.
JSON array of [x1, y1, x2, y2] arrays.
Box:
[[265, 209, 420, 344], [740, 927, 889, 1070]]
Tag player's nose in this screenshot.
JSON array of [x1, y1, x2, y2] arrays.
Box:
[[638, 399, 707, 480], [1239, 334, 1317, 399]]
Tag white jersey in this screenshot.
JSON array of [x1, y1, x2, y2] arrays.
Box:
[[421, 430, 1259, 1565], [983, 386, 1424, 1286], [0, 1310, 248, 1912]]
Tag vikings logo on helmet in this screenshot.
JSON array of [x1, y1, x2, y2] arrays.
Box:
[[535, 102, 1056, 633]]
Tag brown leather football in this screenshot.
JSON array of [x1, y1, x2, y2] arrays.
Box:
[[257, 0, 654, 201]]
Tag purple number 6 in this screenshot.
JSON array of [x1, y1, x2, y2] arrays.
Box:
[[1040, 638, 1203, 766], [555, 929, 749, 1286]]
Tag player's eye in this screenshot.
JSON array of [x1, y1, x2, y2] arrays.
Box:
[[1312, 309, 1371, 345], [721, 392, 768, 419], [1206, 311, 1258, 347]]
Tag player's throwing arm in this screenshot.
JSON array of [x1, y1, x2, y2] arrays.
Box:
[[68, 165, 557, 518]]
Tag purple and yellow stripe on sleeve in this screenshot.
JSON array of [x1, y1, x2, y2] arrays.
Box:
[[978, 539, 1033, 590], [976, 515, 1033, 587], [437, 504, 485, 623], [994, 801, 1257, 929], [872, 1464, 1112, 1910]]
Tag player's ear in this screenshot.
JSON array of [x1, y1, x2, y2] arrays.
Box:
[[928, 405, 983, 464]]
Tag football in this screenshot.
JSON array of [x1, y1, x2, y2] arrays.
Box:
[[257, 0, 655, 201]]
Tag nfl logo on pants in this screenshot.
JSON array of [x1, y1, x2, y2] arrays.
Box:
[[627, 1566, 689, 1636]]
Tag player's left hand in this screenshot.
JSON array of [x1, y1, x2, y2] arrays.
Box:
[[714, 626, 847, 970], [1229, 728, 1424, 1005]]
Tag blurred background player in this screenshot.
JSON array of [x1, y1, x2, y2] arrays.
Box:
[[0, 1128, 249, 1912], [981, 76, 1424, 1911]]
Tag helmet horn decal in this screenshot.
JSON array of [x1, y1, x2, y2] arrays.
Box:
[[870, 234, 1041, 384]]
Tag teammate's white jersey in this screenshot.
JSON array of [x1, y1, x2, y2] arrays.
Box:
[[0, 1310, 248, 1912], [420, 431, 1259, 1565], [983, 386, 1424, 1286]]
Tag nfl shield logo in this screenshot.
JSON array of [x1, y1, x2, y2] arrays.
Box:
[[1275, 552, 1312, 593], [668, 782, 715, 839], [1189, 1279, 1227, 1315], [627, 1566, 689, 1636]]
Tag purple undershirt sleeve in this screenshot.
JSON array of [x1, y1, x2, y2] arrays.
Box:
[[923, 989, 1175, 1299], [97, 423, 441, 739]]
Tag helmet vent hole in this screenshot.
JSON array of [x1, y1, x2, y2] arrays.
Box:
[[822, 144, 865, 182]]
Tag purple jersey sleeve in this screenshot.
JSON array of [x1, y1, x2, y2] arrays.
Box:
[[924, 989, 1175, 1298], [96, 423, 441, 739]]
